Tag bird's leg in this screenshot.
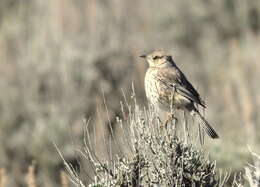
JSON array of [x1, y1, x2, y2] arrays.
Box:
[[156, 116, 162, 124], [165, 113, 178, 126], [159, 113, 170, 128], [169, 87, 178, 125], [163, 110, 178, 127], [170, 107, 178, 124], [163, 113, 171, 127], [183, 111, 189, 144]]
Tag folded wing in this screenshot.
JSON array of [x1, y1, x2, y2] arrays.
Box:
[[154, 67, 206, 108]]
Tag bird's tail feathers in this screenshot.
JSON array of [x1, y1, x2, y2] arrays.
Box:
[[191, 110, 219, 139]]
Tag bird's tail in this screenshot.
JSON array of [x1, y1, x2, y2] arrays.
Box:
[[191, 110, 219, 139]]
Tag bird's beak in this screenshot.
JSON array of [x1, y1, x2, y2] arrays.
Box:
[[139, 55, 146, 58]]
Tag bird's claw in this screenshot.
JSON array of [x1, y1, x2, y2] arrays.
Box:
[[162, 113, 178, 128]]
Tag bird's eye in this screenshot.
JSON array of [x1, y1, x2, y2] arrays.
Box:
[[153, 56, 160, 60]]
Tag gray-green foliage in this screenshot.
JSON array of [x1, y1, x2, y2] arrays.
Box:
[[89, 139, 217, 186], [58, 99, 260, 187], [83, 104, 219, 186]]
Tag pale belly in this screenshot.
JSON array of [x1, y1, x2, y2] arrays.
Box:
[[145, 70, 190, 112]]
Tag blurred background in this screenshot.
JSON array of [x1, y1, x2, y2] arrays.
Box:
[[0, 0, 260, 186]]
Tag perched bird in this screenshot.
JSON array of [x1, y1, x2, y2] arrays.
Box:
[[140, 50, 219, 139]]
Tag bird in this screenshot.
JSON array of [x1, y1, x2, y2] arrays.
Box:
[[140, 50, 219, 139]]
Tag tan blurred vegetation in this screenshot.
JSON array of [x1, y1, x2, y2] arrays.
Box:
[[0, 0, 260, 186]]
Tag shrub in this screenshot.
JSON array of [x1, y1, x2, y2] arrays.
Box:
[[60, 101, 223, 186]]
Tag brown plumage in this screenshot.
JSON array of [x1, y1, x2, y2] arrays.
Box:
[[140, 50, 219, 139]]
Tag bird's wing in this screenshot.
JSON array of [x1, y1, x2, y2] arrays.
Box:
[[154, 67, 206, 108]]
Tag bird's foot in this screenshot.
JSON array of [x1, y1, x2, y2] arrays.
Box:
[[162, 113, 178, 128], [169, 113, 178, 125]]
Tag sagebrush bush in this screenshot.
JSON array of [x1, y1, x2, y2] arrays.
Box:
[[89, 138, 217, 187], [61, 101, 223, 186]]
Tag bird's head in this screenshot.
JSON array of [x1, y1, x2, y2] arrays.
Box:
[[140, 50, 174, 68]]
